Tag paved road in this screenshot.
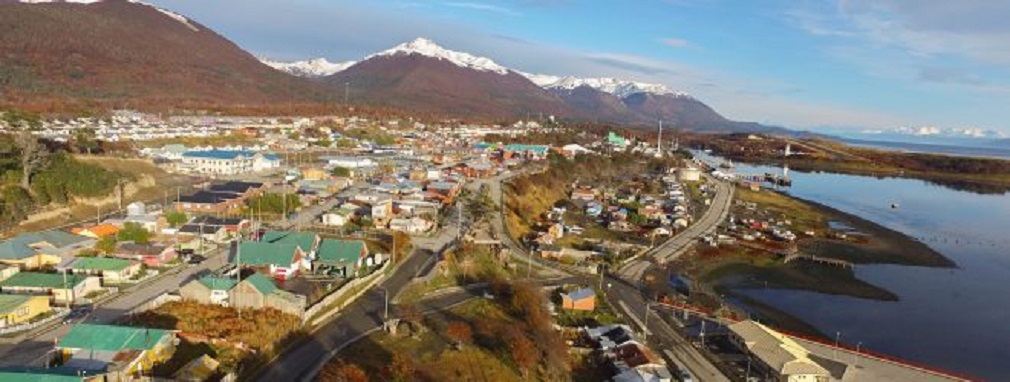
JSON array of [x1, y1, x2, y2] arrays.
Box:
[[0, 245, 229, 368], [618, 175, 734, 280], [253, 246, 436, 382], [603, 274, 730, 382]]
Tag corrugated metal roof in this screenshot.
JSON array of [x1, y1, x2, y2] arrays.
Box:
[[0, 272, 87, 289], [69, 257, 133, 272], [58, 324, 172, 352]]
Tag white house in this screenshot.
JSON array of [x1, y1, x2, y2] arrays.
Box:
[[389, 217, 433, 234], [320, 156, 376, 169]]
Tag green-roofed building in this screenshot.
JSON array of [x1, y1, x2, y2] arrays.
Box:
[[179, 275, 237, 306], [0, 294, 51, 328], [67, 257, 142, 284], [502, 144, 550, 159], [57, 324, 176, 376], [0, 370, 86, 382], [0, 272, 101, 305], [261, 231, 319, 256], [234, 241, 306, 281], [315, 239, 368, 277]]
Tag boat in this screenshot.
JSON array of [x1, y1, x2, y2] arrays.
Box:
[[891, 203, 900, 209]]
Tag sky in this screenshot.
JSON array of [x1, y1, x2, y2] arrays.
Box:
[[147, 0, 1010, 134]]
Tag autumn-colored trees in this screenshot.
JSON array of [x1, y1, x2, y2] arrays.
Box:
[[509, 334, 537, 379], [319, 361, 367, 382], [446, 321, 473, 347], [386, 353, 416, 381]]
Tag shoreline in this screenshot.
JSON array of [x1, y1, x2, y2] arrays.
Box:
[[678, 186, 955, 338]]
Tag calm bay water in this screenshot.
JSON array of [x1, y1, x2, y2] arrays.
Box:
[[695, 151, 1010, 380]]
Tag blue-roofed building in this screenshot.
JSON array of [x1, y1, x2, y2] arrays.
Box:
[[0, 231, 94, 269], [561, 288, 596, 311], [180, 150, 281, 175]]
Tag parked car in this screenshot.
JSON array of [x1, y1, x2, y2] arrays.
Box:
[[187, 254, 207, 265]]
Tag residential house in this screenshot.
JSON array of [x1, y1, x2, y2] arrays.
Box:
[[561, 143, 594, 157], [103, 214, 163, 233], [115, 242, 177, 267], [314, 239, 369, 277], [71, 224, 120, 240], [425, 181, 460, 200], [189, 216, 250, 234], [369, 198, 394, 227], [561, 288, 596, 311], [0, 272, 101, 305], [261, 231, 319, 259], [321, 208, 356, 227], [56, 324, 177, 378], [389, 217, 433, 234], [586, 324, 635, 350], [0, 264, 19, 283], [179, 276, 237, 306], [0, 294, 51, 328], [300, 167, 329, 181], [0, 370, 89, 381], [178, 224, 229, 243], [571, 188, 597, 202], [0, 231, 95, 269], [175, 181, 266, 214], [234, 241, 306, 280], [229, 273, 306, 318], [65, 257, 142, 284], [610, 342, 671, 382], [319, 156, 376, 169]]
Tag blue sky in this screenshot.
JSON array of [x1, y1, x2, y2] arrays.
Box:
[[149, 0, 1010, 133]]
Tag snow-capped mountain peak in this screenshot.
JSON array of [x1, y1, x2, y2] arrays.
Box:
[[367, 37, 511, 75], [261, 57, 355, 77], [519, 72, 689, 99]]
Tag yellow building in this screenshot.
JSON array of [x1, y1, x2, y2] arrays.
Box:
[[57, 323, 177, 377], [0, 230, 94, 270], [0, 294, 51, 328]]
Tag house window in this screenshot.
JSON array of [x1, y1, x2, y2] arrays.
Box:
[[16, 306, 29, 317]]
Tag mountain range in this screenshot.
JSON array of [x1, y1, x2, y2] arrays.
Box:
[[1, 0, 778, 132]]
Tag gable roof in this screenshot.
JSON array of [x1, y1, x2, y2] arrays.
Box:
[[241, 273, 277, 295], [729, 320, 831, 377], [0, 370, 85, 382], [235, 241, 300, 267], [0, 231, 91, 261], [564, 288, 596, 301], [0, 294, 39, 315], [58, 324, 172, 352], [71, 224, 119, 238], [0, 272, 88, 289], [317, 239, 366, 265], [261, 231, 317, 253], [197, 276, 237, 291], [69, 257, 134, 272]]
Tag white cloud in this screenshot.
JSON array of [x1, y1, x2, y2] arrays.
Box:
[[658, 37, 690, 48]]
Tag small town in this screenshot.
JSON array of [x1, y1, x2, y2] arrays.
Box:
[[1, 1, 1006, 381], [0, 108, 970, 382]]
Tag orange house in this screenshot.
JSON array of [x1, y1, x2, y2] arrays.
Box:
[[561, 288, 596, 311], [72, 224, 120, 239]]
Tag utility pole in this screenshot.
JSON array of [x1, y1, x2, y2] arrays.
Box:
[[236, 235, 242, 319], [643, 301, 651, 342]]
